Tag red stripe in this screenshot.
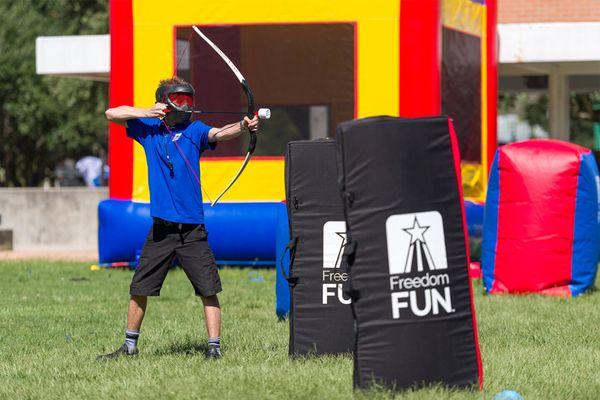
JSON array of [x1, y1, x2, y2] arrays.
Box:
[[399, 0, 441, 117], [448, 118, 484, 389], [108, 0, 134, 199], [486, 0, 498, 171]]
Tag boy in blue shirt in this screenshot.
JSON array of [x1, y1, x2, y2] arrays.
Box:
[[98, 77, 259, 360]]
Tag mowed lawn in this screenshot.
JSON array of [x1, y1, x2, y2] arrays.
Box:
[[0, 261, 598, 400]]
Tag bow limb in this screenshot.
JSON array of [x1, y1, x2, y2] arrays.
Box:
[[192, 25, 257, 206]]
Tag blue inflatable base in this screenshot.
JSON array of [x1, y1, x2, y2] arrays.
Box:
[[98, 199, 286, 267]]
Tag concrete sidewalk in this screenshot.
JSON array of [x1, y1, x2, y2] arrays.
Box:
[[0, 250, 97, 262]]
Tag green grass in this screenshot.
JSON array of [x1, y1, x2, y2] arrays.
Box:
[[0, 261, 598, 399]]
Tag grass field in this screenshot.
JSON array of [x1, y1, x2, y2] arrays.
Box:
[[0, 261, 598, 400]]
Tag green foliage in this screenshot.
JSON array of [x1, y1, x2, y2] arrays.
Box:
[[570, 91, 600, 149], [0, 0, 108, 186], [523, 94, 549, 131], [0, 261, 599, 399], [499, 90, 600, 148], [498, 92, 549, 131]]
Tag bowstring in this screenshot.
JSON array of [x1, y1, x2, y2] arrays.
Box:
[[160, 119, 245, 204], [161, 119, 213, 204], [167, 29, 253, 204]]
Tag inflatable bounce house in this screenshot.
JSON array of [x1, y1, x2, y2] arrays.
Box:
[[100, 0, 497, 266], [482, 140, 600, 296]]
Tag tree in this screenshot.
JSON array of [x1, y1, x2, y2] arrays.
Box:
[[0, 0, 108, 186]]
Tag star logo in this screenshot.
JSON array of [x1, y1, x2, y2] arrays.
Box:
[[323, 221, 347, 269], [402, 218, 429, 244], [333, 231, 347, 270], [386, 211, 448, 274]]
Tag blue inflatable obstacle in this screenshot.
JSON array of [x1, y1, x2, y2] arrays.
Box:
[[464, 200, 485, 263], [464, 200, 484, 238], [98, 199, 286, 266], [275, 204, 291, 318]]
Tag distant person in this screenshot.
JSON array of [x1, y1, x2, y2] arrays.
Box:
[[98, 76, 259, 360], [75, 156, 104, 187], [54, 159, 84, 187]]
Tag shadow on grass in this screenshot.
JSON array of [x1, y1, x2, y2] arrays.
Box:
[[153, 340, 209, 356]]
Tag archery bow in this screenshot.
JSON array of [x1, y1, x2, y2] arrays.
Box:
[[192, 25, 267, 207]]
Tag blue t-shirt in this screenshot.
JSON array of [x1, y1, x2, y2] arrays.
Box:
[[126, 118, 215, 224]]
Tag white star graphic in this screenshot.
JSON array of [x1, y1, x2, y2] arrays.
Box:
[[335, 231, 347, 247], [334, 231, 347, 269], [402, 218, 429, 244]]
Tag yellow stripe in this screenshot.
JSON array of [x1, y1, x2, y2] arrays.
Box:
[[202, 158, 285, 203], [442, 0, 484, 37], [131, 157, 285, 203], [480, 6, 488, 200]]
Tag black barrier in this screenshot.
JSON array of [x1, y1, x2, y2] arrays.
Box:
[[337, 116, 482, 390], [285, 139, 355, 356]]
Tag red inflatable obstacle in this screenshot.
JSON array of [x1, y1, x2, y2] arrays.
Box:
[[482, 140, 600, 296]]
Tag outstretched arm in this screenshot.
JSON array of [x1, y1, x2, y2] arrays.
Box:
[[105, 103, 167, 127], [208, 115, 259, 143]]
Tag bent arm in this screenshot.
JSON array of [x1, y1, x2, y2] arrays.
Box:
[[208, 121, 245, 143], [208, 115, 259, 143], [105, 104, 166, 127]]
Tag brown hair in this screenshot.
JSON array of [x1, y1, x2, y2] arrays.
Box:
[[157, 76, 190, 89]]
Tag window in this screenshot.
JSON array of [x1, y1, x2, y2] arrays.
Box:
[[175, 24, 355, 156]]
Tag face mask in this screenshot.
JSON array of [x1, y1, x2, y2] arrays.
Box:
[[155, 83, 195, 126], [168, 92, 194, 108]]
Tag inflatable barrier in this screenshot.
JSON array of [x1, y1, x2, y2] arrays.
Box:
[[337, 116, 482, 390], [99, 199, 283, 266], [275, 204, 291, 318], [482, 140, 600, 296], [465, 200, 485, 262], [284, 139, 354, 355], [98, 199, 152, 265], [464, 200, 484, 238]]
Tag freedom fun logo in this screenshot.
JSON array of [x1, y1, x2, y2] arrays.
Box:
[[322, 221, 351, 305], [386, 211, 455, 319]]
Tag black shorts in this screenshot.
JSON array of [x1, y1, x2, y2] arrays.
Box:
[[130, 220, 222, 297]]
